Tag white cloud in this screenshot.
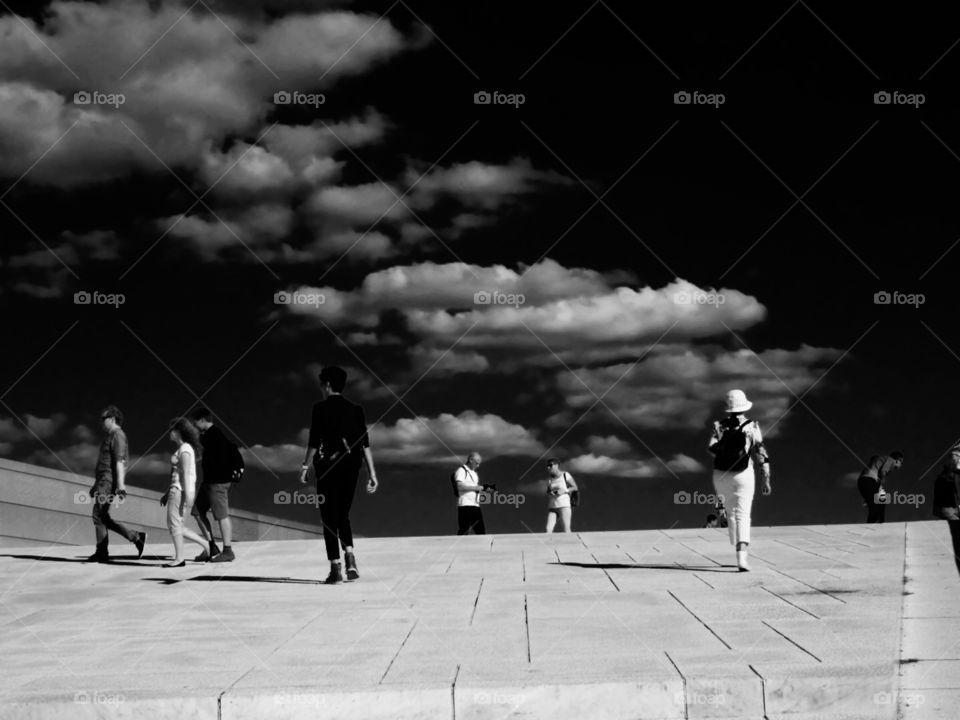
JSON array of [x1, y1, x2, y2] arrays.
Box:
[[566, 452, 705, 479], [586, 435, 632, 457]]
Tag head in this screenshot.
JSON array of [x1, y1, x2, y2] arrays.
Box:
[[318, 366, 348, 398], [890, 450, 904, 469], [466, 452, 482, 470], [101, 405, 123, 432], [706, 513, 718, 526], [546, 458, 561, 477], [191, 407, 214, 432], [169, 417, 202, 454]]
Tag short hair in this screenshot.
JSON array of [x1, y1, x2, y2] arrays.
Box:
[[546, 458, 560, 467], [101, 405, 123, 426], [191, 407, 213, 423], [468, 451, 481, 462], [318, 366, 348, 393], [706, 514, 718, 522], [890, 450, 904, 461]]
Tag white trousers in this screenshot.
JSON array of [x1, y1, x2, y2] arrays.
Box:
[[712, 465, 755, 546]]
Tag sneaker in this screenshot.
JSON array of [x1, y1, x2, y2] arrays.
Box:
[[194, 549, 211, 562], [344, 551, 359, 580], [324, 563, 343, 585], [209, 547, 235, 563], [163, 560, 186, 568], [85, 552, 109, 563], [134, 532, 147, 559]]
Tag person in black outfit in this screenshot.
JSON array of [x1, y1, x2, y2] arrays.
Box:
[[299, 366, 379, 584], [190, 408, 241, 562]]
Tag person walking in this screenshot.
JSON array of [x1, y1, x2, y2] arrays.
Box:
[[190, 408, 241, 563], [932, 448, 960, 575], [544, 458, 578, 533], [87, 405, 146, 562], [161, 417, 209, 567], [857, 451, 903, 523], [454, 452, 493, 535], [708, 389, 771, 572], [299, 366, 378, 585]]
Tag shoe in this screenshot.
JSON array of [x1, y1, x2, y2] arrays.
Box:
[[134, 532, 147, 559], [163, 560, 186, 568], [86, 552, 109, 563], [324, 563, 343, 585], [736, 549, 750, 572], [344, 552, 359, 580], [209, 543, 221, 559], [210, 547, 235, 563], [194, 549, 211, 562]]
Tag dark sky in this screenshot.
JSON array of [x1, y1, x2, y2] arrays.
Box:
[[1, 1, 959, 537]]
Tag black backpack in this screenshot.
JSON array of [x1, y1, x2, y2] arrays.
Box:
[[713, 419, 752, 473], [450, 465, 466, 497]]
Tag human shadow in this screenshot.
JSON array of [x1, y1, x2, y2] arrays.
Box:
[[187, 574, 322, 585], [552, 561, 739, 573], [0, 553, 169, 566]]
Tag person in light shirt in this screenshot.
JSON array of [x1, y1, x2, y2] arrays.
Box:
[[544, 458, 578, 533], [160, 417, 209, 567], [454, 452, 494, 535]]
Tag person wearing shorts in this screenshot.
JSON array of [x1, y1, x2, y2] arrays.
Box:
[[544, 458, 577, 533], [191, 408, 238, 562]]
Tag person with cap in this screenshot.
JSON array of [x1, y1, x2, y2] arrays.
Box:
[[299, 366, 378, 584], [856, 451, 903, 523], [707, 389, 771, 571]]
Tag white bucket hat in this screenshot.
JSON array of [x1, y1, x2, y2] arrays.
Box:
[[724, 389, 753, 414]]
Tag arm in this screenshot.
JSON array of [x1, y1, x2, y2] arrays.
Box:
[[363, 446, 378, 493], [563, 473, 578, 492], [300, 405, 320, 484], [112, 431, 129, 493], [182, 449, 197, 511], [750, 424, 772, 493], [455, 467, 485, 493], [707, 421, 721, 454]]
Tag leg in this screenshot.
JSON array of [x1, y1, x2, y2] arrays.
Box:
[[472, 508, 486, 535], [730, 469, 755, 546], [318, 477, 341, 561], [948, 520, 960, 576], [181, 525, 209, 550], [558, 507, 572, 533], [336, 463, 360, 552], [546, 510, 557, 533], [92, 494, 110, 556], [219, 517, 232, 547], [713, 473, 736, 546], [457, 507, 470, 535], [194, 510, 214, 543]]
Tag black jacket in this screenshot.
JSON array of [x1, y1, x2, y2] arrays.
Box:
[[199, 425, 234, 484]]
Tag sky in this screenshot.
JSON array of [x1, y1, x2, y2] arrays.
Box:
[[2, 1, 959, 537]]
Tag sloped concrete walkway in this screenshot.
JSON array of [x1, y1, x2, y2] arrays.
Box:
[[0, 521, 956, 719]]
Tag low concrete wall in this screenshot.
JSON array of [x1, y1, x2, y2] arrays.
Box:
[[0, 457, 323, 547]]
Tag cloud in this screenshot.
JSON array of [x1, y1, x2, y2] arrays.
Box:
[[0, 4, 418, 188], [0, 413, 67, 444], [585, 435, 632, 457], [369, 411, 545, 465], [566, 452, 706, 479], [556, 344, 844, 435]]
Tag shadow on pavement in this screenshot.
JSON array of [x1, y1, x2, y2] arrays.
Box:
[[553, 561, 739, 573], [187, 574, 323, 584], [0, 553, 170, 566]]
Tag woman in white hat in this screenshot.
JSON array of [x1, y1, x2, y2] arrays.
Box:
[[708, 389, 771, 571]]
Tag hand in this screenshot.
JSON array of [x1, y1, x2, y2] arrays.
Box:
[[299, 466, 309, 485], [761, 478, 772, 496], [116, 488, 127, 501], [160, 492, 168, 507], [483, 484, 497, 492], [366, 474, 378, 494]]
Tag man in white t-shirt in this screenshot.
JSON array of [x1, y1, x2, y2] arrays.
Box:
[[454, 452, 493, 535]]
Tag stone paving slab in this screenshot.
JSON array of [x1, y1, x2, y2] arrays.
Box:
[[0, 521, 956, 719]]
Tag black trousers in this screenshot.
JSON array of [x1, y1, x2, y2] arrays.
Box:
[[949, 520, 960, 576], [91, 480, 137, 553], [857, 476, 886, 523], [457, 506, 485, 535], [316, 457, 361, 561]]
